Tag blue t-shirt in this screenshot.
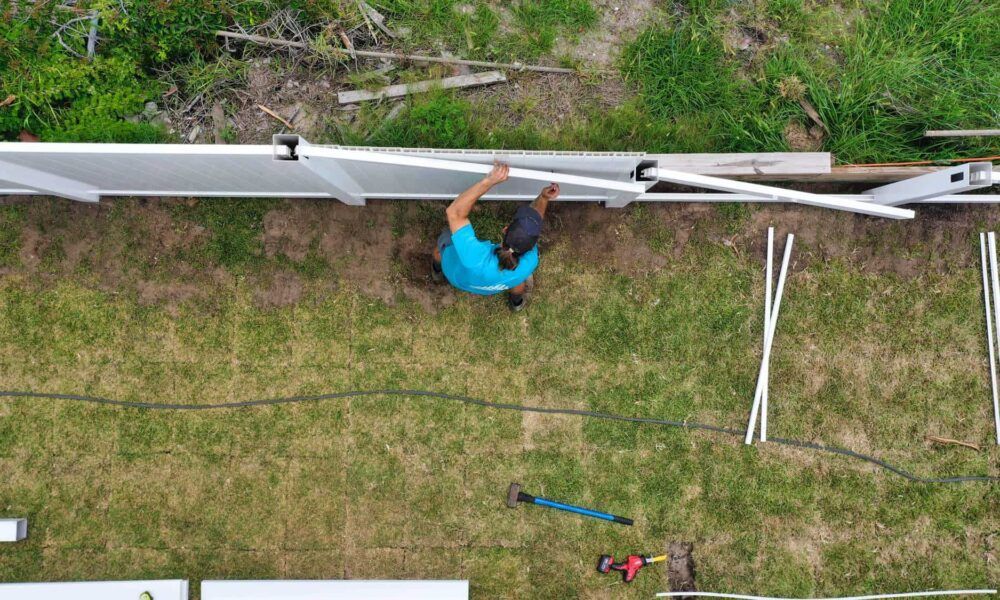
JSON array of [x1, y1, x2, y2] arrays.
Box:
[[442, 223, 539, 295]]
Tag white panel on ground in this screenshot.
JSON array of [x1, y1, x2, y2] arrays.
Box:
[[202, 580, 469, 600], [0, 518, 27, 542], [0, 580, 188, 600]]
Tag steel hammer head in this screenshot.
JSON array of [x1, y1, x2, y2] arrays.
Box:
[[506, 483, 522, 508]]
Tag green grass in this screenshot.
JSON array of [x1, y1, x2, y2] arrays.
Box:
[[0, 204, 26, 268], [376, 0, 596, 61], [1, 197, 998, 596], [618, 0, 1000, 160], [170, 198, 281, 271], [1, 0, 999, 594], [5, 0, 995, 162]]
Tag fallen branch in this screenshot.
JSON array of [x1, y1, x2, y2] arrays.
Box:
[[216, 30, 577, 74], [257, 104, 294, 129], [798, 98, 827, 132], [51, 12, 96, 58], [338, 71, 506, 104], [926, 435, 981, 452]]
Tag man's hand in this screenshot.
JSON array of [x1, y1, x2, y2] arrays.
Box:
[[483, 162, 510, 186], [530, 183, 559, 218]]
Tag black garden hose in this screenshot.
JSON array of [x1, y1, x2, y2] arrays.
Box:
[[0, 389, 996, 485]]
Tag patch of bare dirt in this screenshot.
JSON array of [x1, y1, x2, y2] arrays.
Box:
[[560, 0, 658, 68], [720, 5, 789, 71], [467, 72, 627, 131], [9, 195, 1000, 314], [136, 280, 203, 309], [748, 203, 991, 277], [667, 541, 697, 595], [7, 198, 218, 310], [261, 200, 456, 312], [253, 270, 305, 308], [17, 228, 43, 269], [394, 227, 458, 313], [784, 121, 824, 152], [545, 203, 671, 276]]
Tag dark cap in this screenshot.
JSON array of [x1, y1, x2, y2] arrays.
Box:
[[504, 205, 543, 254]]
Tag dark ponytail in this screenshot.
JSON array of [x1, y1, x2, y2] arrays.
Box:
[[495, 245, 520, 271]]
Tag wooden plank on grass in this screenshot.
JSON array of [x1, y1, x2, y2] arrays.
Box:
[[746, 165, 949, 183], [648, 152, 831, 177], [925, 129, 1000, 138], [338, 71, 506, 104]]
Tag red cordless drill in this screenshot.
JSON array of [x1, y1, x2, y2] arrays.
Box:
[[597, 553, 666, 583]]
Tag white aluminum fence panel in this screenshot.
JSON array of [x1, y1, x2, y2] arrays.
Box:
[[0, 580, 188, 600], [0, 142, 645, 204], [298, 145, 646, 205], [202, 579, 469, 600], [0, 144, 334, 197]]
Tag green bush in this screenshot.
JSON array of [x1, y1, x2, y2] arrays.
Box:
[[0, 0, 348, 142]]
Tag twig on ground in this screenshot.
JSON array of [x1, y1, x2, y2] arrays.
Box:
[[799, 98, 827, 132], [926, 435, 981, 452], [51, 12, 97, 58], [0, 95, 15, 109], [338, 30, 356, 60], [257, 104, 294, 129]]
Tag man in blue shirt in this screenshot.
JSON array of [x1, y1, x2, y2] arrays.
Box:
[[431, 162, 559, 311]]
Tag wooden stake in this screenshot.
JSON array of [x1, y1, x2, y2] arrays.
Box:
[[926, 435, 981, 452], [256, 104, 294, 129]]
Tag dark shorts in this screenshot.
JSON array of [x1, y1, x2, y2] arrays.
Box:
[[437, 229, 453, 253]]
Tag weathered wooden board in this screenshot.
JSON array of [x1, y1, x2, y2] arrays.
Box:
[[338, 71, 506, 104], [649, 152, 831, 177]]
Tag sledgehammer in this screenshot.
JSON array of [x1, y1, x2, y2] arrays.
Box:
[[506, 483, 633, 526]]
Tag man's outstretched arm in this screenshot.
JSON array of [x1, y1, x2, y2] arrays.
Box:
[[446, 163, 509, 232], [530, 183, 560, 218]]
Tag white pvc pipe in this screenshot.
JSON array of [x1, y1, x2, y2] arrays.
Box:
[[635, 193, 1000, 204], [761, 227, 774, 441], [298, 145, 646, 194], [981, 234, 1000, 445], [745, 234, 794, 444], [655, 591, 997, 600], [989, 232, 1000, 444], [646, 168, 915, 219]]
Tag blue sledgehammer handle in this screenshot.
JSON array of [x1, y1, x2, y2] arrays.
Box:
[[533, 497, 633, 525], [512, 484, 633, 526]]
